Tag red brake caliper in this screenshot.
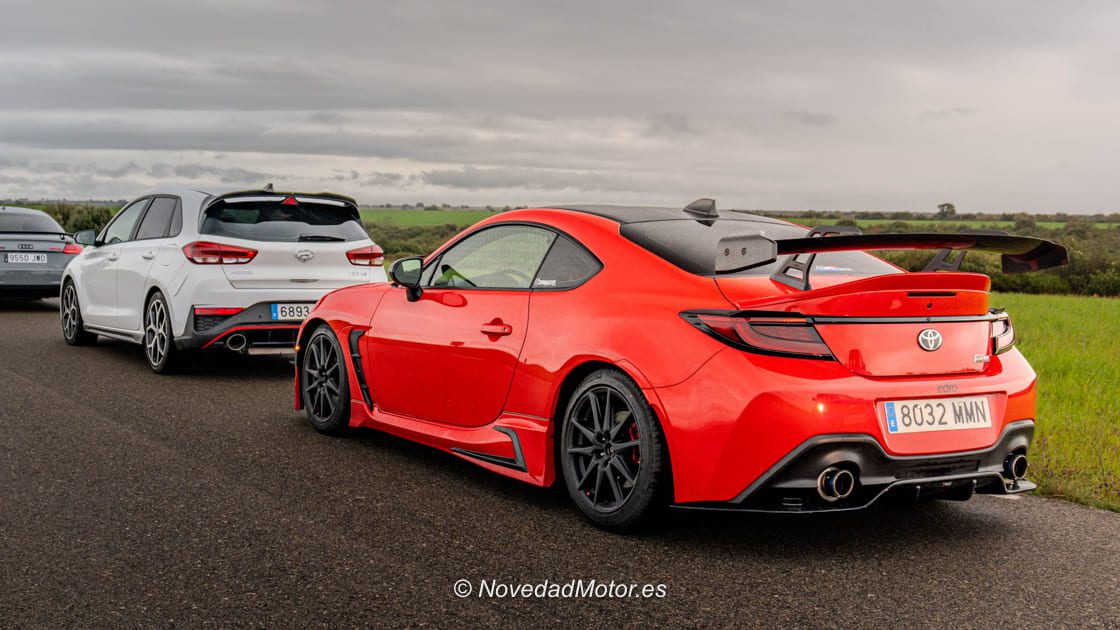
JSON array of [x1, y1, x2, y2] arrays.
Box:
[[629, 424, 641, 465]]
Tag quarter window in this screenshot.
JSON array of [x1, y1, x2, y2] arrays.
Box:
[[134, 197, 178, 240], [533, 236, 602, 289], [427, 225, 556, 290], [101, 198, 150, 244]]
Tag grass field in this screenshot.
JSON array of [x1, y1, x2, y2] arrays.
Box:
[[359, 208, 496, 226], [992, 292, 1120, 511]]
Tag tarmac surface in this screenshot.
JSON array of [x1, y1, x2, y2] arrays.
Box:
[[2, 298, 1118, 628]]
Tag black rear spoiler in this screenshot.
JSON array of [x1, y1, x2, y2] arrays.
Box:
[[0, 231, 71, 239], [716, 229, 1069, 290], [203, 189, 359, 210]]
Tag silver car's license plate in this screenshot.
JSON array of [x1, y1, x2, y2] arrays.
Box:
[[884, 396, 992, 434], [5, 253, 47, 264], [271, 303, 312, 321]]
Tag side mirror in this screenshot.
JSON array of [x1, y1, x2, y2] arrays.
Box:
[[389, 256, 424, 301], [74, 229, 97, 247]]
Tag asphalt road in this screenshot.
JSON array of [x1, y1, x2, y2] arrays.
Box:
[[2, 298, 1118, 628]]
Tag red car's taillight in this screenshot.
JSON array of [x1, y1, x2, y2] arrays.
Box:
[[346, 244, 384, 266], [62, 242, 83, 255], [182, 241, 257, 264], [682, 311, 834, 359], [991, 311, 1015, 354]]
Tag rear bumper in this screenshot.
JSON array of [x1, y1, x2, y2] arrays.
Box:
[[174, 301, 311, 351], [651, 346, 1038, 504], [0, 268, 65, 296], [677, 420, 1035, 513]]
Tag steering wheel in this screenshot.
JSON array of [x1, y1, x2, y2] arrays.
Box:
[[440, 264, 477, 288]]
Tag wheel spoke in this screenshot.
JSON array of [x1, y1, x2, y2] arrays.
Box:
[[613, 439, 639, 451], [609, 410, 632, 440], [570, 417, 596, 442], [586, 391, 601, 431], [610, 457, 635, 485], [576, 459, 597, 490], [605, 464, 624, 504], [566, 445, 597, 456], [591, 463, 605, 503]]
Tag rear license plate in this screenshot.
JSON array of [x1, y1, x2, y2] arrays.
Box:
[[5, 253, 47, 264], [271, 303, 312, 321], [884, 396, 992, 434]]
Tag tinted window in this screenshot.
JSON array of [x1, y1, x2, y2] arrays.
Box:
[[200, 200, 366, 242], [0, 210, 64, 233], [134, 197, 177, 240], [427, 225, 556, 289], [620, 219, 900, 278], [533, 236, 602, 289], [102, 199, 149, 244]]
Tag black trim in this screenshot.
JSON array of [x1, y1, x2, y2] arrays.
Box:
[[545, 204, 790, 227], [451, 426, 527, 472], [348, 328, 373, 409], [680, 310, 836, 361], [771, 225, 863, 291], [807, 313, 1000, 324]]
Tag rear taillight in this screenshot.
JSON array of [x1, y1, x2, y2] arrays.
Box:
[[682, 311, 834, 359], [991, 311, 1015, 354], [347, 244, 384, 266], [182, 241, 258, 264], [194, 307, 244, 317], [62, 242, 83, 255]]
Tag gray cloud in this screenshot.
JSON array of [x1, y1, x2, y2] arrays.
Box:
[[1, 1, 1119, 211]]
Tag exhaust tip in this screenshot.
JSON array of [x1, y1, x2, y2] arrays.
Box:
[[226, 333, 247, 352], [817, 467, 856, 502], [1005, 453, 1029, 480]]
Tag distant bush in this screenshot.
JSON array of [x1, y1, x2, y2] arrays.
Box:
[[39, 203, 116, 233]]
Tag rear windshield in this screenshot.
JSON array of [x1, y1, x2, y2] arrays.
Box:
[[620, 219, 900, 278], [0, 211, 64, 233], [200, 199, 366, 243]]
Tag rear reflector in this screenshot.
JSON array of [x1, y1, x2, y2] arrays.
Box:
[[62, 243, 83, 255], [194, 307, 244, 317], [346, 244, 384, 266], [682, 311, 834, 359], [182, 241, 258, 264]]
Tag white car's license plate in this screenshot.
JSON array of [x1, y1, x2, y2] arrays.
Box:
[[5, 253, 47, 264], [884, 396, 992, 434], [271, 303, 312, 321]]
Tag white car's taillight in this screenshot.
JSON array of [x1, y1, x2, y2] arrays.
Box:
[[182, 241, 258, 264], [346, 244, 384, 266]]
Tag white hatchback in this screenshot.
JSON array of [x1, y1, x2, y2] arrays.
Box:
[[61, 188, 386, 372]]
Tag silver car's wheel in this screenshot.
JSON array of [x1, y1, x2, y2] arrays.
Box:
[[60, 281, 97, 345]]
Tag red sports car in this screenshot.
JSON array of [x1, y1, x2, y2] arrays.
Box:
[[294, 199, 1067, 530]]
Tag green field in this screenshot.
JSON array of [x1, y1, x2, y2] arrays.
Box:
[[359, 208, 496, 227], [991, 292, 1120, 511]]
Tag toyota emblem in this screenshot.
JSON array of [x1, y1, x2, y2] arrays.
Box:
[[294, 249, 314, 262], [918, 328, 943, 352]]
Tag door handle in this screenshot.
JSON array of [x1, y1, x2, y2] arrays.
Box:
[[480, 323, 513, 336], [142, 251, 156, 260]]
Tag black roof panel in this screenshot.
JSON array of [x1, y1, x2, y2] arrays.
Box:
[[544, 204, 791, 226]]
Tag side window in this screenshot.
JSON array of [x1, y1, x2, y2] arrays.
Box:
[[533, 236, 602, 289], [101, 198, 150, 245], [427, 225, 556, 290], [134, 197, 178, 240]]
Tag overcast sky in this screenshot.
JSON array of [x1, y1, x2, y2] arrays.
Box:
[[2, 1, 1118, 213]]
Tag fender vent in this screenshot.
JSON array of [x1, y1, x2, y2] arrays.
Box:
[[348, 328, 373, 409]]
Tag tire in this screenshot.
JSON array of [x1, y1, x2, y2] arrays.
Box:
[[143, 291, 186, 374], [560, 368, 668, 531], [301, 325, 351, 434], [60, 280, 98, 346]]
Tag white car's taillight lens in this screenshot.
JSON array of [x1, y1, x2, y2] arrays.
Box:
[[182, 241, 258, 264], [346, 244, 384, 266]]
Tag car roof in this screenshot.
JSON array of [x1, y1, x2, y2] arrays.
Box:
[[0, 205, 51, 216], [542, 204, 793, 226]]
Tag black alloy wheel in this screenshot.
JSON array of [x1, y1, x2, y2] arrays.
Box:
[[302, 325, 351, 434], [561, 368, 667, 531]]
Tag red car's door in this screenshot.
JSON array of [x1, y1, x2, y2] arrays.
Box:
[[363, 224, 557, 427]]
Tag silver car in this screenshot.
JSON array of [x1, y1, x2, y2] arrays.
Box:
[[0, 206, 83, 298]]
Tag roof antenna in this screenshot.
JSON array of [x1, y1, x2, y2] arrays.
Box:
[[683, 198, 718, 219], [263, 183, 274, 193]]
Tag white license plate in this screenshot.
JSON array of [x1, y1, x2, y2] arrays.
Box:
[[5, 253, 47, 264], [884, 396, 992, 434], [271, 303, 312, 321]]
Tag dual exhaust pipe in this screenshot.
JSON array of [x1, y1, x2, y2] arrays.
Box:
[[225, 333, 248, 352]]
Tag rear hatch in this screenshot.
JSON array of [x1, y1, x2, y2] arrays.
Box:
[[198, 192, 378, 290], [716, 273, 995, 377]]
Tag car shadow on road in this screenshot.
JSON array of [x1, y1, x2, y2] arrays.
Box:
[[289, 413, 1009, 555]]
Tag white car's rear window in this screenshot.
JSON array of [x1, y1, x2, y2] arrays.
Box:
[[201, 200, 367, 243]]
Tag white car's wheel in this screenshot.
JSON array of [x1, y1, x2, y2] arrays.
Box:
[[60, 281, 98, 346], [144, 291, 186, 374]]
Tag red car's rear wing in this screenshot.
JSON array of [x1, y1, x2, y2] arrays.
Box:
[[715, 229, 1069, 290]]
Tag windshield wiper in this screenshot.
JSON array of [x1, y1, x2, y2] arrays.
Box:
[[298, 234, 346, 242]]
